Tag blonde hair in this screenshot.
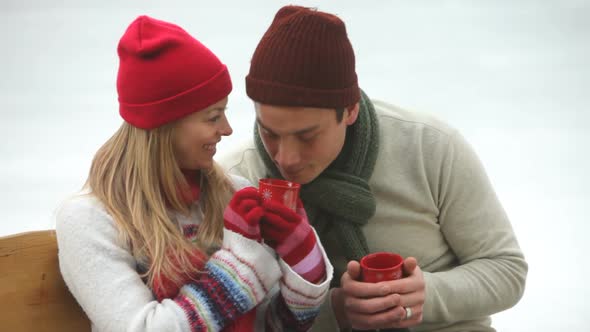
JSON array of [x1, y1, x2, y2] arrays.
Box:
[[85, 122, 234, 288]]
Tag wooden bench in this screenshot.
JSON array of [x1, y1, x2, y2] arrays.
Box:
[[0, 230, 91, 331]]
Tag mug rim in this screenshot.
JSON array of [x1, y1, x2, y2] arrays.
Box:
[[259, 178, 301, 189], [360, 252, 404, 272]]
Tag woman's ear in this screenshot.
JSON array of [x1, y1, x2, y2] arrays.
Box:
[[345, 102, 360, 125]]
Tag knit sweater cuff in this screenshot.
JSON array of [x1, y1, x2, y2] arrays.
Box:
[[216, 228, 282, 298], [170, 229, 282, 331], [278, 228, 333, 303]]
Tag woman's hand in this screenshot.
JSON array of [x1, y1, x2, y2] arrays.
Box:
[[223, 187, 265, 241]]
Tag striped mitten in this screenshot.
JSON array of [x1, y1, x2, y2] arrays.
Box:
[[261, 199, 326, 283], [223, 187, 264, 242]]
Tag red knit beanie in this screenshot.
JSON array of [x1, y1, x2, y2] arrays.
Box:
[[246, 6, 359, 108], [117, 16, 232, 129]]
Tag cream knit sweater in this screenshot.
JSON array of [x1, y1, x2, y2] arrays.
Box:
[[56, 175, 333, 331], [219, 101, 527, 332]]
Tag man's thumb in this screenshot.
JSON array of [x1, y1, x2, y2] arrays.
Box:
[[403, 256, 418, 276], [347, 260, 361, 280]]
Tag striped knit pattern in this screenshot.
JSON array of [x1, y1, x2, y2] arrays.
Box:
[[266, 295, 317, 332], [280, 277, 326, 319], [173, 230, 279, 331], [265, 202, 326, 284], [264, 248, 331, 332], [278, 229, 325, 284], [265, 278, 327, 332]]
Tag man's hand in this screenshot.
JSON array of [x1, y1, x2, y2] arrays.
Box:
[[332, 257, 425, 330]]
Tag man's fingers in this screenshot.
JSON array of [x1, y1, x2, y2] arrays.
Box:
[[347, 305, 406, 330], [341, 274, 393, 298], [397, 290, 425, 310], [384, 262, 425, 295], [389, 308, 424, 328], [343, 292, 402, 314], [338, 258, 425, 330]]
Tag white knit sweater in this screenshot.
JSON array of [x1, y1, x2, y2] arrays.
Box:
[[55, 175, 333, 331]]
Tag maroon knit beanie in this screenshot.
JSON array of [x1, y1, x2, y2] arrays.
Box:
[[246, 6, 360, 108], [117, 16, 232, 129]]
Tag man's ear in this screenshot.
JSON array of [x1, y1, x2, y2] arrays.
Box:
[[345, 102, 360, 125]]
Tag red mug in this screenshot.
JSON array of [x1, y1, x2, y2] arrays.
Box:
[[360, 252, 404, 283], [259, 178, 301, 211]]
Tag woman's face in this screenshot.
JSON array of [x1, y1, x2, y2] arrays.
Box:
[[173, 97, 232, 170]]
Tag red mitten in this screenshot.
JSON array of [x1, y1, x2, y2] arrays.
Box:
[[261, 199, 326, 283], [152, 249, 207, 301], [224, 187, 265, 242]]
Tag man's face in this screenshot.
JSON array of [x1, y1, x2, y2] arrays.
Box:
[[256, 103, 358, 184]]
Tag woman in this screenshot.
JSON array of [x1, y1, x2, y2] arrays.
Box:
[[56, 15, 332, 332]]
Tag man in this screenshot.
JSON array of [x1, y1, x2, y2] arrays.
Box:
[[220, 5, 527, 331]]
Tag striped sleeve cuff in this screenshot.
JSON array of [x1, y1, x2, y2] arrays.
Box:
[[276, 229, 333, 325], [172, 229, 282, 331]]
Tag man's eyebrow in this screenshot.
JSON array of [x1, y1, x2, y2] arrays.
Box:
[[256, 118, 278, 135], [256, 118, 319, 136]]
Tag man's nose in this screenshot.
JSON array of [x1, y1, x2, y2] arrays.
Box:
[[274, 139, 301, 169]]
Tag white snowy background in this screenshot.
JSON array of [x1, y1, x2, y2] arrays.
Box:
[[1, 0, 588, 330]]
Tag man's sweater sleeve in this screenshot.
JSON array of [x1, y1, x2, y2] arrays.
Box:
[[422, 130, 528, 322]]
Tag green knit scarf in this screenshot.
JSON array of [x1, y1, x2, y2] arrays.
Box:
[[254, 89, 378, 265]]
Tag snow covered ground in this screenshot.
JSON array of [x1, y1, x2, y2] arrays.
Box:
[[1, 0, 588, 330]]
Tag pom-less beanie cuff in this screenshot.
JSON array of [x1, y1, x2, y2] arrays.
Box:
[[246, 75, 359, 109], [119, 66, 231, 129]]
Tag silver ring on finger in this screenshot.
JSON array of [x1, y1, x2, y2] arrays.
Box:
[[404, 306, 413, 320]]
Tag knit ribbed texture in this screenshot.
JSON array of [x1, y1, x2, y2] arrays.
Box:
[[168, 195, 327, 331], [265, 294, 320, 332], [265, 253, 331, 332], [171, 229, 328, 331], [174, 246, 267, 331], [246, 6, 359, 108]]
